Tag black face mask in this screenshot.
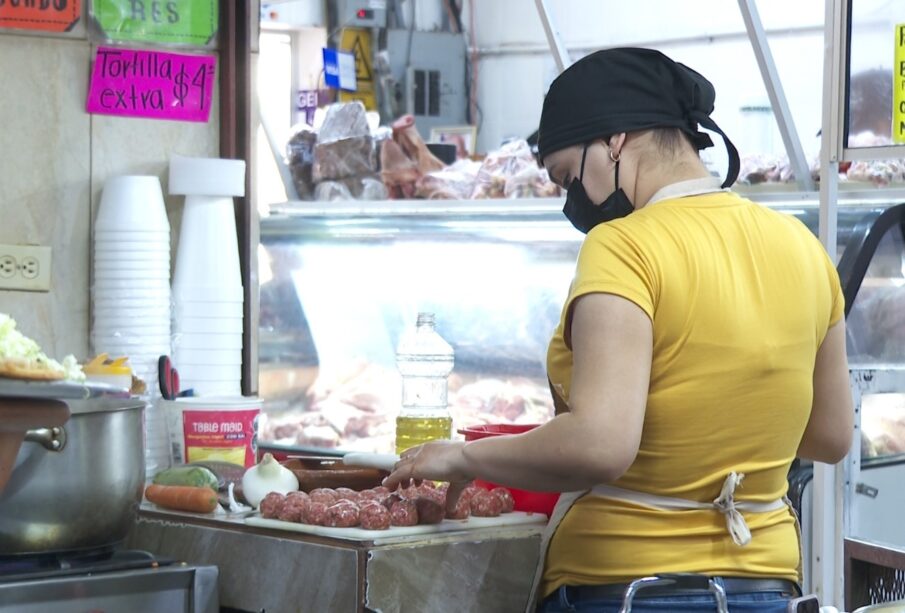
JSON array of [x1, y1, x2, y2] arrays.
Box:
[[562, 144, 634, 234]]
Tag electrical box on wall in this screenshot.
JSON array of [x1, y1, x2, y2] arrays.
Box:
[[386, 30, 466, 136], [261, 1, 326, 28], [0, 244, 52, 292], [337, 0, 387, 28]]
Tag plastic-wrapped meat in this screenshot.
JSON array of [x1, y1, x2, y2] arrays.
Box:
[[413, 496, 445, 524], [392, 115, 445, 176], [277, 496, 309, 522], [470, 489, 504, 517], [414, 159, 481, 200], [305, 501, 329, 525], [389, 499, 419, 526], [259, 492, 286, 518], [309, 488, 339, 505], [286, 126, 318, 199], [490, 487, 515, 513], [335, 487, 361, 503], [359, 501, 392, 530], [317, 101, 370, 144], [471, 139, 536, 199]]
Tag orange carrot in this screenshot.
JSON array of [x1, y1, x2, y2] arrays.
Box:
[[145, 483, 219, 514]]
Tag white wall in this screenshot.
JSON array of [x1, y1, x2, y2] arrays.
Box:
[[466, 0, 898, 160]]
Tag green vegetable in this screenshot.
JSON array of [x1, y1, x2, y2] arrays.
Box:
[[152, 466, 219, 491]]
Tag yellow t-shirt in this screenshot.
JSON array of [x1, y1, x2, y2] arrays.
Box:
[[542, 190, 844, 595]]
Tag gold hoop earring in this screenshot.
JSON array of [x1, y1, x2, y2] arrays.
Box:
[[609, 150, 621, 163]]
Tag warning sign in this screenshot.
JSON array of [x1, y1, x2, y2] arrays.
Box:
[[895, 24, 905, 143], [339, 27, 376, 111]]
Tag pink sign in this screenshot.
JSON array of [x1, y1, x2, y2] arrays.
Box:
[[86, 46, 216, 123]]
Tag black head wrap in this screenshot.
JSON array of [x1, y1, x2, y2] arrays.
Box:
[[537, 47, 739, 188]]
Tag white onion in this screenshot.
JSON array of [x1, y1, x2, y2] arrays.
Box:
[[241, 453, 299, 508]]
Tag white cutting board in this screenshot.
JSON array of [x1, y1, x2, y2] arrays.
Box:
[[245, 511, 547, 542]]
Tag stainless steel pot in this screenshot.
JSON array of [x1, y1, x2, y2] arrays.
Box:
[[0, 397, 145, 556]]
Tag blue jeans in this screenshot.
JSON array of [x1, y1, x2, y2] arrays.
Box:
[[540, 585, 792, 612]]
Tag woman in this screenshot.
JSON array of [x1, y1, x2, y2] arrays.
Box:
[[385, 48, 853, 613]]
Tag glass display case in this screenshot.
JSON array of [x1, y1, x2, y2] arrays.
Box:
[[257, 196, 895, 456]]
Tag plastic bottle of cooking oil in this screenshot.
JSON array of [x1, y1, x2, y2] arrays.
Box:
[[395, 312, 455, 454]]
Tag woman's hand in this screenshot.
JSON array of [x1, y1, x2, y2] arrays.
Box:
[[384, 440, 474, 512]]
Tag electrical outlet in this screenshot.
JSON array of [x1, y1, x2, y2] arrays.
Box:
[[0, 256, 14, 279], [0, 245, 51, 292]]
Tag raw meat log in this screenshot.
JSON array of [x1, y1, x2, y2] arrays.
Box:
[[325, 501, 361, 527], [413, 496, 445, 524], [259, 492, 286, 518], [359, 502, 392, 530], [305, 501, 329, 526], [391, 115, 445, 176], [389, 499, 419, 526], [309, 488, 339, 505], [470, 489, 504, 517], [490, 487, 515, 513], [278, 496, 309, 522]]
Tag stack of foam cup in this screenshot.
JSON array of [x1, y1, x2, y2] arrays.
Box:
[[91, 175, 172, 475], [169, 155, 246, 397]]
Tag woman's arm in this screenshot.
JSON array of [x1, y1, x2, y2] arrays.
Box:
[[798, 320, 854, 463], [386, 293, 652, 492]]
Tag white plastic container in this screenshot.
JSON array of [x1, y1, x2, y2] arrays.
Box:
[[162, 396, 261, 467]]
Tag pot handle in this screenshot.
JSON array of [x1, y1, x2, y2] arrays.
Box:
[[24, 426, 67, 452]]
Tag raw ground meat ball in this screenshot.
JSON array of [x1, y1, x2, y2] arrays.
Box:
[[382, 493, 403, 510], [286, 491, 310, 503], [470, 489, 504, 517], [359, 502, 391, 530], [418, 487, 446, 506], [490, 487, 515, 513], [389, 499, 419, 526], [445, 494, 471, 520], [259, 492, 287, 518], [325, 501, 361, 527], [357, 489, 381, 502], [309, 488, 339, 505], [413, 496, 445, 524], [305, 501, 329, 526], [335, 487, 360, 503], [372, 486, 390, 496], [277, 496, 309, 523]]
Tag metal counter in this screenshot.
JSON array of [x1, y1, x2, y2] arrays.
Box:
[[127, 508, 544, 613]]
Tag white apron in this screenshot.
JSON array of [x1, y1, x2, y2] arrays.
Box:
[[523, 472, 788, 612]]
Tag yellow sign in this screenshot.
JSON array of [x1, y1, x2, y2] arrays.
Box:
[[895, 23, 905, 143], [338, 27, 377, 111]]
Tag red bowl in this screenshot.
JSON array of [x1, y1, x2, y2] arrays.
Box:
[[458, 424, 560, 517]]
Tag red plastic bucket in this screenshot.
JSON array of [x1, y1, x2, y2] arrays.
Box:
[[458, 424, 560, 517]]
